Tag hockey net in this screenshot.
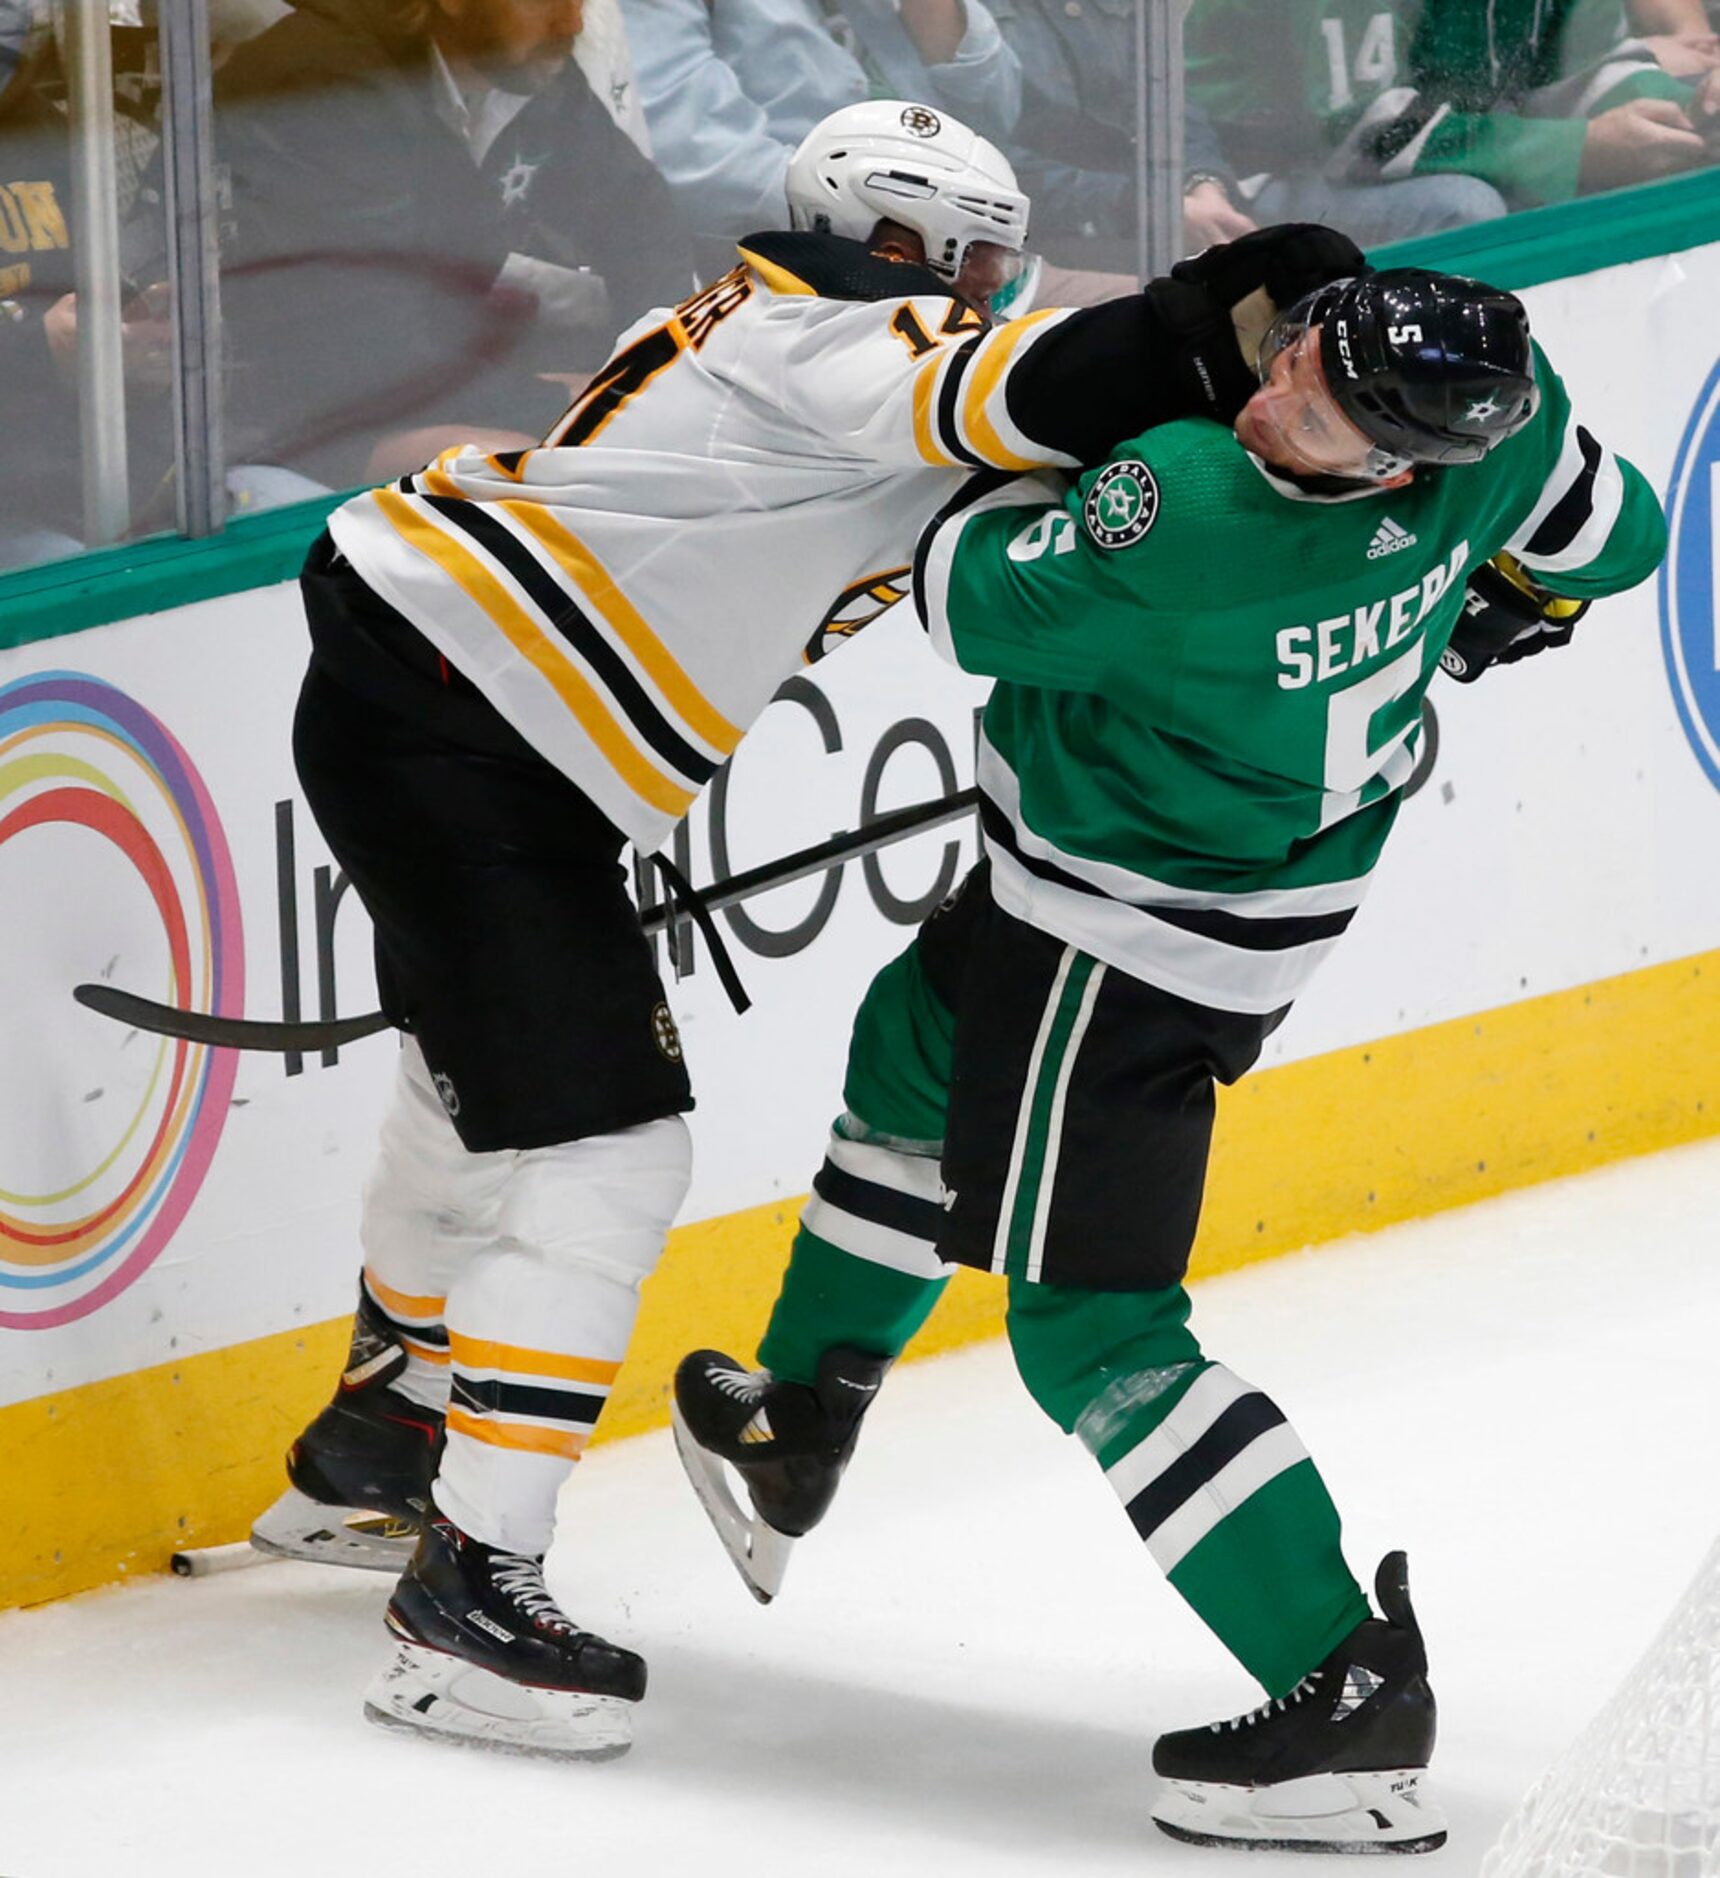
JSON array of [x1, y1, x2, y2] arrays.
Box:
[[1482, 1534, 1720, 1877]]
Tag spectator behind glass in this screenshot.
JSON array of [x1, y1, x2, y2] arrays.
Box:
[[0, 0, 179, 565], [1629, 0, 1720, 75], [0, 0, 83, 568], [215, 0, 693, 490], [574, 0, 651, 150], [619, 0, 1020, 263], [986, 0, 1255, 269], [1187, 0, 1719, 244]]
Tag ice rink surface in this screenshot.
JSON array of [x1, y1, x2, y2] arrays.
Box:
[[5, 1137, 1719, 1878]]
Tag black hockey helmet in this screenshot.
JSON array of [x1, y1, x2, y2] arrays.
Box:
[[1260, 268, 1539, 471]]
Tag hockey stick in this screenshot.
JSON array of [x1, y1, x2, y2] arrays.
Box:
[[72, 788, 980, 1052]]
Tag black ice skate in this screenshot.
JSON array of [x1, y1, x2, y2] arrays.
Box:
[[363, 1515, 646, 1760], [1151, 1552, 1447, 1855], [671, 1344, 890, 1603], [250, 1289, 441, 1573]]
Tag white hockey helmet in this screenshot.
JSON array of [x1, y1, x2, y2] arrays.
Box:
[[785, 99, 1030, 285]]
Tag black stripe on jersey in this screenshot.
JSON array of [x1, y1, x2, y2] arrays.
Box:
[[451, 1375, 608, 1428], [555, 324, 683, 449], [934, 334, 990, 470], [422, 497, 717, 786], [1122, 1392, 1288, 1542], [979, 796, 1353, 948], [910, 471, 1015, 635], [1525, 426, 1602, 559], [812, 1158, 945, 1245], [1145, 899, 1354, 951]]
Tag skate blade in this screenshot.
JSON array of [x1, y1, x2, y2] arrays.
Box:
[[1152, 1769, 1448, 1855], [249, 1486, 419, 1573], [670, 1400, 794, 1604], [362, 1641, 633, 1762]]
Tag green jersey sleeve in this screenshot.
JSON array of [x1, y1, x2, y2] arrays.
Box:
[[1491, 345, 1669, 598]]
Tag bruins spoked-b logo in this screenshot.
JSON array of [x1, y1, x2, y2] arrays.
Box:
[[651, 1002, 684, 1063], [1083, 460, 1159, 550], [805, 565, 911, 664], [900, 105, 942, 138]]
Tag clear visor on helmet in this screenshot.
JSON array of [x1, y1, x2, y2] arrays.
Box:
[[1254, 307, 1414, 484], [952, 241, 1038, 322]]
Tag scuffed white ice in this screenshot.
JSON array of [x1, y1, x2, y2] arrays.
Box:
[[4, 1136, 1718, 1877]]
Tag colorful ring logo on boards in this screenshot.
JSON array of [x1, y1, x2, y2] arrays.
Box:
[[0, 672, 243, 1329], [1661, 355, 1720, 792]]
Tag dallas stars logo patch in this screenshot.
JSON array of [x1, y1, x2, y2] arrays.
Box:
[[498, 152, 545, 209], [1082, 460, 1159, 550]]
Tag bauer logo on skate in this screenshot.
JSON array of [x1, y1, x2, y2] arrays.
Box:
[[1661, 355, 1720, 794], [0, 672, 244, 1329]]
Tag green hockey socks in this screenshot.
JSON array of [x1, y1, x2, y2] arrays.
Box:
[[1006, 1280, 1371, 1696], [757, 1120, 952, 1385]]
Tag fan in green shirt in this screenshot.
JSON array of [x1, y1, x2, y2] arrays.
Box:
[[1187, 0, 1714, 221]]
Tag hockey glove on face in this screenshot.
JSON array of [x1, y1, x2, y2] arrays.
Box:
[[1143, 223, 1369, 425], [1441, 553, 1592, 683]]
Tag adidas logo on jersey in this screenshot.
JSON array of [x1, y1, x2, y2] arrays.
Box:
[[1367, 518, 1418, 560]]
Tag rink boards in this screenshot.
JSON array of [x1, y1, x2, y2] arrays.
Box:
[[3, 239, 1720, 1609]]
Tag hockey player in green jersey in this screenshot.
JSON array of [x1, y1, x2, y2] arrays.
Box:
[[673, 268, 1667, 1852]]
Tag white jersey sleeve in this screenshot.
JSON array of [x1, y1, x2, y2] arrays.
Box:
[[751, 279, 1086, 476]]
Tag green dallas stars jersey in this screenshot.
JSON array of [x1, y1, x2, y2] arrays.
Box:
[[911, 344, 1666, 1015]]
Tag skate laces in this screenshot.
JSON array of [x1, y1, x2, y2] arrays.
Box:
[[708, 1364, 769, 1404], [490, 1553, 576, 1636], [1212, 1673, 1320, 1733]]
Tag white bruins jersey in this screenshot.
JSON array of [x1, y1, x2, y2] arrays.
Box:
[[328, 231, 1088, 853]]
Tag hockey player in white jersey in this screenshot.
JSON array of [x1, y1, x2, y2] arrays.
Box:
[[274, 94, 1368, 1758]]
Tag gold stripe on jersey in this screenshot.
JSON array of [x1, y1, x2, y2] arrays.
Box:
[[400, 1336, 451, 1367], [415, 446, 465, 499], [737, 244, 818, 297], [961, 310, 1064, 472], [370, 489, 696, 818], [445, 1407, 590, 1460], [502, 502, 743, 756], [486, 450, 534, 482], [913, 351, 959, 468], [448, 1334, 621, 1387], [364, 1269, 445, 1322]]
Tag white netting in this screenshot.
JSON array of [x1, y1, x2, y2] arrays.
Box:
[[1483, 1536, 1720, 1878]]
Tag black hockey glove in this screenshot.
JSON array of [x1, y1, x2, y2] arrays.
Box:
[[1440, 553, 1592, 683], [1143, 223, 1370, 425]]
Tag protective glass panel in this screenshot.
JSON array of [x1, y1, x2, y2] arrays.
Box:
[[208, 0, 694, 500], [0, 0, 169, 569], [1182, 0, 1718, 251], [6, 0, 1717, 577]]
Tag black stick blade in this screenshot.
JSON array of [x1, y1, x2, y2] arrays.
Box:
[[72, 983, 392, 1052]]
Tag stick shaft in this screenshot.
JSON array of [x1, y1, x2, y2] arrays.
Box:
[[74, 789, 980, 1051]]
